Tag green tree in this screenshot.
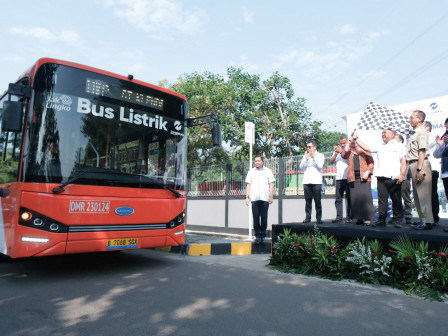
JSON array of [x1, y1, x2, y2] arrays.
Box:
[[316, 130, 346, 153], [170, 68, 324, 166], [170, 72, 231, 167]]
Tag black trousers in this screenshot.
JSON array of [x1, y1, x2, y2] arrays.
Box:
[[335, 179, 351, 219], [443, 177, 448, 200], [304, 184, 322, 221], [432, 171, 440, 223], [377, 177, 402, 222], [251, 201, 269, 238]]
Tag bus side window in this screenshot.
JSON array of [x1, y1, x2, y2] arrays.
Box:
[[0, 95, 23, 183]]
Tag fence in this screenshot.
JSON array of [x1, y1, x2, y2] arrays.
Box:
[[187, 152, 336, 198], [186, 153, 341, 234]]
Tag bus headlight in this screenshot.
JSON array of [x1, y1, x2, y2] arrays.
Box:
[[21, 236, 50, 243], [49, 224, 60, 231], [33, 218, 44, 226], [19, 207, 68, 233], [166, 210, 186, 229], [21, 211, 32, 221]]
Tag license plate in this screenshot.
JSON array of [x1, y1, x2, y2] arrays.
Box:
[[106, 238, 138, 250]]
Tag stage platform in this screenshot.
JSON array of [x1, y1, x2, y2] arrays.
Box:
[[272, 219, 448, 250]]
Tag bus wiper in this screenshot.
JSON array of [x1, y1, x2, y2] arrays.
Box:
[[52, 168, 120, 194], [147, 181, 181, 198], [105, 179, 182, 198]]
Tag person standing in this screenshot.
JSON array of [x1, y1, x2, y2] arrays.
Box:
[[395, 134, 415, 225], [245, 156, 275, 243], [330, 135, 352, 223], [406, 110, 433, 230], [341, 135, 375, 225], [354, 128, 406, 227], [425, 121, 441, 225], [433, 118, 448, 232], [300, 140, 325, 224]]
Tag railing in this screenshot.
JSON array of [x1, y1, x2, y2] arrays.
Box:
[[187, 152, 337, 197]]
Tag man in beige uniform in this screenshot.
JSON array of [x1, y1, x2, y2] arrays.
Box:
[[407, 110, 433, 230]]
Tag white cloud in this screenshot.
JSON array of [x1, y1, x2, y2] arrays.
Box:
[[60, 30, 82, 46], [129, 63, 147, 75], [228, 55, 259, 72], [242, 7, 254, 24], [333, 24, 357, 35], [5, 54, 25, 63], [273, 29, 388, 82], [9, 27, 83, 47], [103, 0, 208, 38], [276, 50, 299, 63], [10, 27, 56, 41]]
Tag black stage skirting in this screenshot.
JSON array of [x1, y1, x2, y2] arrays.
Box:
[[272, 219, 448, 251]]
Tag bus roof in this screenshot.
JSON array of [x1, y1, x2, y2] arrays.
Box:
[[13, 57, 187, 102]]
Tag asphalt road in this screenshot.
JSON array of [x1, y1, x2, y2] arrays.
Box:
[[0, 250, 447, 336]]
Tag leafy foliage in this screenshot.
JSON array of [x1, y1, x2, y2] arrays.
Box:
[[316, 131, 346, 152], [271, 232, 448, 301], [271, 226, 346, 280], [169, 68, 330, 166]]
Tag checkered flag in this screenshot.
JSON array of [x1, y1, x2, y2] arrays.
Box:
[[356, 102, 410, 135]]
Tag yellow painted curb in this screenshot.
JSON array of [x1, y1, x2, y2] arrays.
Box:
[[154, 246, 172, 252], [231, 242, 252, 255], [188, 243, 211, 256]]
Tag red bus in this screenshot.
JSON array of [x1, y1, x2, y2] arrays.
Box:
[[0, 58, 197, 258]]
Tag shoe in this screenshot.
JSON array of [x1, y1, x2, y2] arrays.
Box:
[[364, 220, 371, 226], [302, 219, 311, 223], [433, 221, 439, 226], [405, 218, 413, 225], [355, 219, 364, 225], [444, 228, 448, 232], [316, 220, 323, 224], [412, 222, 432, 230], [345, 218, 353, 223], [394, 224, 403, 228], [332, 218, 343, 223], [254, 237, 261, 244], [372, 220, 386, 227], [388, 218, 399, 224]]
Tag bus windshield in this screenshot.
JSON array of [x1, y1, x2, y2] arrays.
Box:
[[22, 63, 187, 190]]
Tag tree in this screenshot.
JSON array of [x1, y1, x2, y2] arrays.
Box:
[[170, 68, 324, 166], [316, 130, 346, 153], [258, 71, 321, 158], [170, 72, 231, 167]]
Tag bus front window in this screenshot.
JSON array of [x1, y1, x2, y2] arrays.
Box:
[[23, 63, 187, 191]]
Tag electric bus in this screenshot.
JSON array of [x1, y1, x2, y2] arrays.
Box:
[[0, 58, 204, 258]]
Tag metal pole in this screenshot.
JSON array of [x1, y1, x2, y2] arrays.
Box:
[[248, 142, 252, 239], [278, 157, 284, 225]]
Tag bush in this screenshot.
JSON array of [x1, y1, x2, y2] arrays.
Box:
[[270, 226, 448, 301]]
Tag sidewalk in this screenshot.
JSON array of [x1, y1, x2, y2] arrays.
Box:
[[154, 231, 272, 256]]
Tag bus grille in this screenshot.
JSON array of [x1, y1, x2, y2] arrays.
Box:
[[69, 224, 166, 232]]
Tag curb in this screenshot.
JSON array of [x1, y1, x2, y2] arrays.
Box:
[[155, 241, 272, 256]]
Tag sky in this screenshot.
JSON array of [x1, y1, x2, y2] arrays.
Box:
[[1, 0, 448, 133]]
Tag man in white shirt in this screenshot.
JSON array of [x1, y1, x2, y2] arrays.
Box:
[[354, 128, 407, 227], [330, 135, 351, 223], [300, 140, 325, 224], [425, 121, 441, 225], [245, 156, 275, 244], [395, 134, 414, 225]]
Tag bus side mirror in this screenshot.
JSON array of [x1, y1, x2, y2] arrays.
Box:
[[1, 101, 23, 132], [211, 122, 222, 147], [0, 188, 9, 197]]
